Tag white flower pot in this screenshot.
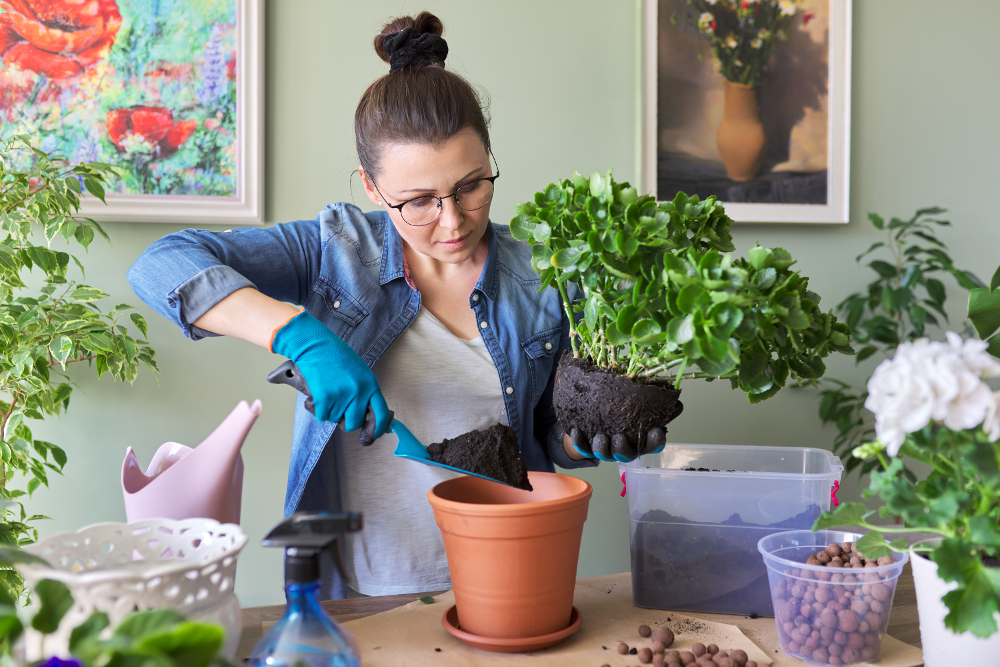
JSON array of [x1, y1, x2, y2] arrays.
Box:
[[911, 547, 1000, 665]]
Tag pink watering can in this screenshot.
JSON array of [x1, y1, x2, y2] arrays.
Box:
[[121, 400, 262, 525]]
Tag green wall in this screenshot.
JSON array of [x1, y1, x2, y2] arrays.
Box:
[[25, 0, 1000, 607]]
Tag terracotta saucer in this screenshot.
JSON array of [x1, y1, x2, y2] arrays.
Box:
[[441, 605, 583, 653]]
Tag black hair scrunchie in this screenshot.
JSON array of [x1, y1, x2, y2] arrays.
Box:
[[383, 27, 449, 73]]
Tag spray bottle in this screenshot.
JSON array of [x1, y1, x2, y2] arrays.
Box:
[[249, 512, 363, 667]]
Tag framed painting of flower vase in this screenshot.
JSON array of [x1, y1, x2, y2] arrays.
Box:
[[641, 0, 851, 223], [0, 0, 263, 224]]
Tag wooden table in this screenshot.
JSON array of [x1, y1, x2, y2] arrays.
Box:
[[237, 564, 921, 662]]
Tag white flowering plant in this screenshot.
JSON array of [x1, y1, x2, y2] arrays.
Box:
[[681, 0, 811, 86], [815, 313, 1000, 637]]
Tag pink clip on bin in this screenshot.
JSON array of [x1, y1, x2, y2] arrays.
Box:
[[121, 400, 262, 524]]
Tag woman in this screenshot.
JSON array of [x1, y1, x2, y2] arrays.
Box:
[[128, 12, 601, 598]]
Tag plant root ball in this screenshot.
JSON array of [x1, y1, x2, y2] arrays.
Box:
[[651, 626, 675, 647], [618, 642, 630, 655], [639, 647, 654, 664], [639, 624, 653, 638]]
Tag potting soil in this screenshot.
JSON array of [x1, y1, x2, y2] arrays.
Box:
[[427, 423, 532, 491], [553, 351, 684, 449], [631, 505, 822, 617]]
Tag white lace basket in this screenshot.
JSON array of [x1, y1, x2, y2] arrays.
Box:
[[18, 518, 247, 660]]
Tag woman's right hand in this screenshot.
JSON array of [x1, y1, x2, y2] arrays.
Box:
[[271, 310, 391, 436]]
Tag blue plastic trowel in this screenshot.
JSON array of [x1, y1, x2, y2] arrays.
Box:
[[266, 361, 516, 487]]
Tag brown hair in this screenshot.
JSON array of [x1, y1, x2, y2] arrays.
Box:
[[355, 11, 491, 179]]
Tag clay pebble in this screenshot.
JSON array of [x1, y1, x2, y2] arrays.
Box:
[[638, 647, 654, 664], [651, 626, 675, 647], [639, 624, 652, 638], [618, 642, 629, 655]]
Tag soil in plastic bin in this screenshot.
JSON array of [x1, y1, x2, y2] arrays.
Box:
[[631, 505, 822, 616], [553, 350, 684, 449], [427, 423, 532, 491]]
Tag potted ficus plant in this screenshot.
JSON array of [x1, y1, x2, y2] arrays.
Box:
[[814, 264, 1000, 665], [510, 170, 853, 461], [0, 134, 157, 604]]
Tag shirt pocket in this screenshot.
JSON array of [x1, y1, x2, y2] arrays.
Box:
[[520, 327, 562, 405], [313, 277, 369, 342]]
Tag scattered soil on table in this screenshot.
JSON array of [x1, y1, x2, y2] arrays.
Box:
[[631, 505, 822, 617], [553, 350, 684, 449], [427, 423, 532, 491]]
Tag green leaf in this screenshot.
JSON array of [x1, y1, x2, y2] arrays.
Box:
[[616, 305, 639, 336], [869, 260, 898, 279], [134, 622, 224, 667], [605, 322, 631, 346], [31, 579, 74, 633], [667, 314, 695, 345], [934, 538, 1000, 637], [991, 264, 1000, 292], [0, 546, 51, 568], [72, 285, 109, 303], [74, 223, 95, 249], [418, 596, 435, 604], [69, 611, 110, 652], [114, 608, 187, 640], [812, 502, 870, 530], [83, 177, 106, 203], [584, 295, 599, 330], [853, 530, 894, 560], [0, 608, 23, 645], [551, 246, 585, 269], [632, 319, 663, 344], [969, 286, 1000, 340], [748, 245, 772, 270]]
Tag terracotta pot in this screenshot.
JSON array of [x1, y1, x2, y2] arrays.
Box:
[[716, 81, 766, 181], [427, 472, 592, 639]]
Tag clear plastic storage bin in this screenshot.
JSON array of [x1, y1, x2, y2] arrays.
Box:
[[620, 444, 843, 617]]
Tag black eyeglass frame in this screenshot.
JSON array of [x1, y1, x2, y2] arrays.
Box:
[[369, 149, 500, 227]]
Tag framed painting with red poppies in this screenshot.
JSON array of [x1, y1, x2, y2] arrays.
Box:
[[640, 0, 851, 223], [0, 0, 262, 224]]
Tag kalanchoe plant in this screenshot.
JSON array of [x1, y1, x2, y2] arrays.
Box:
[[817, 208, 985, 476], [510, 171, 853, 399], [815, 331, 1000, 638], [0, 134, 157, 603]]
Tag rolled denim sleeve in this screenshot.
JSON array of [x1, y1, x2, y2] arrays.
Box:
[[535, 283, 598, 470], [127, 219, 323, 340]]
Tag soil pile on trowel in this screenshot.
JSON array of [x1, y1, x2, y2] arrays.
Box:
[[554, 351, 684, 447], [427, 424, 532, 491]]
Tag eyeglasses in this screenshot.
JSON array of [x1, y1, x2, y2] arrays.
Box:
[[369, 150, 499, 227]]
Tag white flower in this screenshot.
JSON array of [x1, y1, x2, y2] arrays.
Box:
[[865, 333, 1000, 455], [698, 12, 716, 33], [750, 38, 763, 49], [778, 0, 797, 15], [725, 34, 738, 48], [706, 0, 718, 4], [985, 390, 1000, 442]]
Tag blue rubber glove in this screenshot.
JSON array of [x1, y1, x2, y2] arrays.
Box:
[[271, 311, 391, 436], [569, 427, 666, 463]]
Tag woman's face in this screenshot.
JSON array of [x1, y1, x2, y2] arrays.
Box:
[[361, 127, 493, 265]]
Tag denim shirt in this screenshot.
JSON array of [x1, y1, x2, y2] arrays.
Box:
[[127, 203, 596, 520]]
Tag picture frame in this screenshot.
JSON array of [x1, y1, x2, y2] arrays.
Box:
[[640, 0, 851, 223], [0, 0, 263, 225]]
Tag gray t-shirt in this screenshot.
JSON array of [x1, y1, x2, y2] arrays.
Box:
[[341, 306, 508, 595]]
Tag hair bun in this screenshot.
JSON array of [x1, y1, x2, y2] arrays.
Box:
[[381, 27, 448, 73]]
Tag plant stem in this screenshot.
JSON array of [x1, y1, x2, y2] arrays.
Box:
[[555, 280, 578, 357]]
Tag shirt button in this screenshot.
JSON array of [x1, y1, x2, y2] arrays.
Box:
[[480, 321, 488, 329], [545, 342, 553, 350], [506, 387, 514, 394], [472, 294, 480, 302], [333, 300, 341, 309]]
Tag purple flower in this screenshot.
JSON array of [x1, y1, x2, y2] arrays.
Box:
[[198, 24, 228, 107], [40, 658, 83, 667]]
